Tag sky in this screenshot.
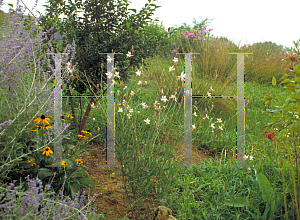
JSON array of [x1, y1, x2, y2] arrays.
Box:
[[1, 0, 300, 53]]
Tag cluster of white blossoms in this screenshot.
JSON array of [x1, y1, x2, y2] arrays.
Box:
[[114, 53, 183, 125]]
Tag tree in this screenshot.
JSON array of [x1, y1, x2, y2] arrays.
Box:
[[35, 0, 164, 141]]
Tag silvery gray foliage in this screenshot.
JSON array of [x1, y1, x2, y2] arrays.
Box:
[[0, 1, 77, 120]]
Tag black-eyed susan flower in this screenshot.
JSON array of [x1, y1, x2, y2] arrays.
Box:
[[77, 134, 86, 140], [76, 159, 83, 166], [27, 158, 36, 166], [41, 146, 53, 157], [81, 130, 92, 137], [61, 160, 67, 167], [66, 114, 74, 119], [34, 115, 51, 128]]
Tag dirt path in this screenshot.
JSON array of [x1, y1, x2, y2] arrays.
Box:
[[77, 140, 234, 219]]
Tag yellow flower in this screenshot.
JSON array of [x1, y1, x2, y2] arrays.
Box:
[[76, 159, 83, 166], [61, 116, 65, 122], [77, 134, 87, 140], [41, 146, 53, 157], [43, 125, 53, 130], [61, 160, 67, 167], [81, 130, 92, 137], [30, 128, 38, 133], [27, 158, 36, 166], [33, 115, 50, 128], [66, 114, 74, 119]]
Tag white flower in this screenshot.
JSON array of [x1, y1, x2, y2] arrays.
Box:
[[137, 80, 142, 85], [295, 115, 299, 118], [209, 86, 214, 91], [207, 91, 211, 96], [114, 71, 120, 79], [173, 57, 178, 63], [192, 124, 196, 130], [217, 118, 222, 123], [130, 91, 134, 96], [106, 71, 113, 79], [107, 55, 115, 63], [169, 66, 175, 72], [93, 118, 95, 121], [127, 113, 131, 119], [176, 71, 186, 81], [137, 111, 140, 113], [170, 94, 177, 102], [218, 126, 223, 131], [91, 102, 95, 108], [129, 108, 133, 113], [193, 111, 197, 117], [141, 102, 148, 108], [209, 123, 215, 129], [144, 81, 147, 85], [154, 101, 159, 105], [136, 69, 142, 76], [118, 108, 123, 113], [144, 118, 150, 124], [124, 86, 127, 90], [161, 96, 167, 103], [126, 51, 133, 57], [244, 155, 253, 160], [203, 114, 209, 120]]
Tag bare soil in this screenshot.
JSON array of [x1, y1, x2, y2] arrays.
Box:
[[77, 140, 235, 219]]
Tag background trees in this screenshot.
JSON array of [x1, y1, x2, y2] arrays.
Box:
[[35, 0, 167, 140]]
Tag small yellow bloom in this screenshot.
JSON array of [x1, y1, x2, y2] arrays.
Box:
[[61, 160, 67, 167], [66, 114, 74, 119], [81, 130, 92, 137], [41, 146, 53, 157], [76, 159, 83, 166], [27, 158, 36, 166], [77, 134, 87, 140]]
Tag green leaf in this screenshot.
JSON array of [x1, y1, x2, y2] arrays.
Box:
[[77, 177, 97, 188], [8, 3, 13, 8], [290, 126, 300, 134], [128, 8, 136, 13], [256, 173, 274, 203], [295, 77, 300, 83], [224, 197, 249, 207], [126, 22, 130, 28], [280, 78, 290, 84], [283, 107, 294, 112], [272, 77, 276, 86], [286, 83, 295, 92], [294, 64, 300, 74], [38, 168, 54, 180]]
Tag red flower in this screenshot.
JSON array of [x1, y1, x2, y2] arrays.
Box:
[[284, 52, 298, 63], [265, 92, 271, 96], [265, 130, 275, 141], [284, 65, 294, 71]]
